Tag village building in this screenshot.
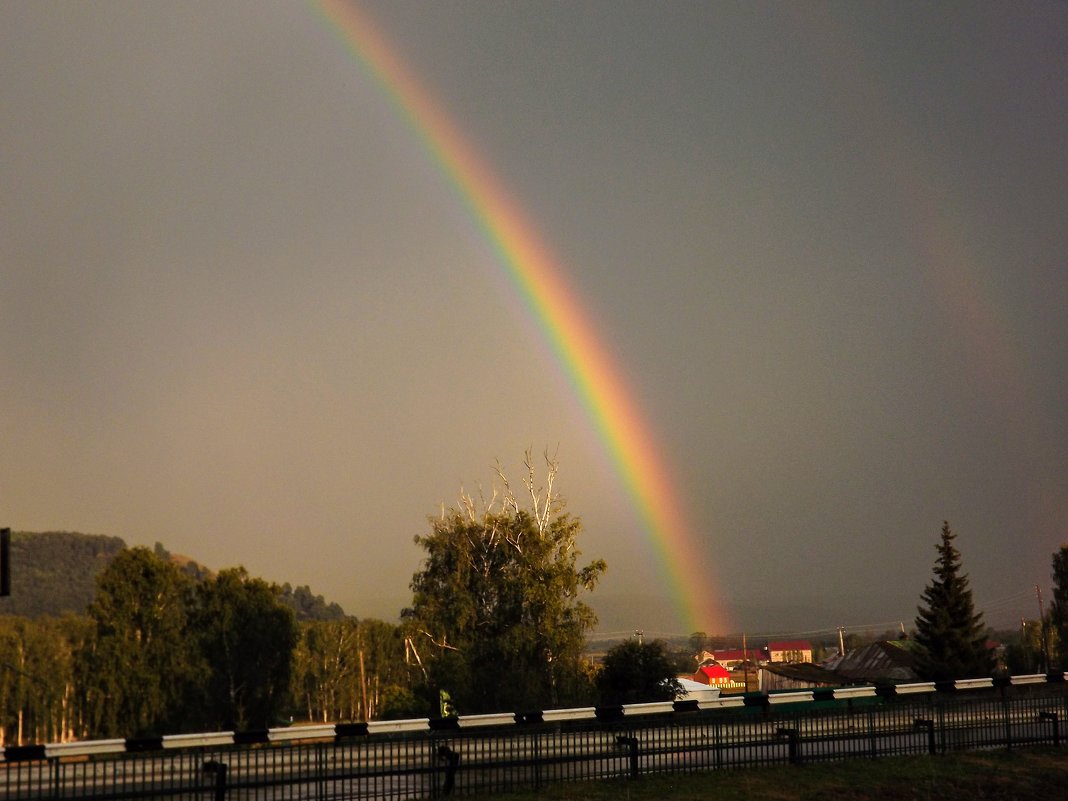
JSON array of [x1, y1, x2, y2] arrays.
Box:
[[758, 662, 844, 692], [709, 648, 767, 669], [690, 663, 746, 692], [824, 640, 920, 684], [675, 677, 721, 702], [765, 640, 814, 663]]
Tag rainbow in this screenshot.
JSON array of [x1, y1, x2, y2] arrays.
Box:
[[314, 0, 728, 634]]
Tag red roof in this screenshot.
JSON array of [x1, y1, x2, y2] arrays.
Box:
[[767, 640, 812, 652], [712, 649, 763, 662], [698, 665, 731, 679]]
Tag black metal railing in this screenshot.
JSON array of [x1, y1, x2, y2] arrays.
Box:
[[2, 682, 1065, 800]]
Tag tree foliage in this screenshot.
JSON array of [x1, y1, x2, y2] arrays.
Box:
[[278, 583, 347, 622], [0, 532, 125, 618], [1050, 544, 1068, 670], [913, 522, 992, 681], [0, 544, 389, 742], [0, 615, 89, 746], [597, 638, 682, 706], [1002, 619, 1051, 676], [292, 618, 421, 723], [193, 568, 298, 730], [688, 632, 708, 657], [406, 453, 606, 714], [77, 550, 302, 737], [78, 547, 201, 737]]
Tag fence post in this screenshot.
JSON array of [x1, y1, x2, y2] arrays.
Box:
[[437, 744, 460, 796], [1039, 712, 1060, 747], [202, 760, 227, 801], [713, 717, 723, 770], [914, 719, 936, 755], [937, 703, 947, 754], [316, 740, 326, 800], [533, 732, 542, 791], [616, 735, 640, 779], [777, 728, 799, 764], [1003, 693, 1013, 750]]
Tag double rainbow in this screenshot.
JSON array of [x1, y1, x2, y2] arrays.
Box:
[[314, 0, 727, 634]]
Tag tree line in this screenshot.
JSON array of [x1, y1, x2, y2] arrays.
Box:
[[0, 454, 617, 744], [2, 456, 1065, 745], [0, 546, 433, 745]]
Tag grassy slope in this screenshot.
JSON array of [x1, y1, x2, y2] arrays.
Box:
[[483, 746, 1068, 801]]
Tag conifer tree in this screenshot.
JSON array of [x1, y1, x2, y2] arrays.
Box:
[[913, 521, 992, 680]]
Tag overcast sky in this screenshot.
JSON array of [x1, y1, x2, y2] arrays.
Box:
[[3, 1, 1066, 639]]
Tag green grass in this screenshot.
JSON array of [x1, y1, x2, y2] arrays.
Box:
[[476, 746, 1068, 800]]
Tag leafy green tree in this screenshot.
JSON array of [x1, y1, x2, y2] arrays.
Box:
[[1050, 544, 1068, 670], [292, 617, 416, 723], [351, 618, 420, 720], [279, 584, 346, 621], [597, 638, 682, 706], [193, 568, 298, 730], [1003, 619, 1046, 675], [913, 522, 993, 681], [0, 615, 93, 745], [377, 683, 424, 720], [406, 453, 606, 714], [77, 547, 201, 737], [688, 632, 708, 657], [293, 618, 355, 723]]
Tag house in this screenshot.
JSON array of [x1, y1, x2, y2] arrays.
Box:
[[766, 640, 813, 664], [711, 648, 767, 669], [758, 662, 846, 692], [824, 640, 919, 684], [676, 677, 722, 702], [691, 663, 746, 692]]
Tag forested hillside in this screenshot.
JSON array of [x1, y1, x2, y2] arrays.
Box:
[[0, 546, 407, 745], [0, 531, 124, 617], [0, 531, 345, 621]]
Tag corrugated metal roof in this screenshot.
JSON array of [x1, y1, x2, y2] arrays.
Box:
[[834, 640, 919, 682], [760, 662, 843, 685]]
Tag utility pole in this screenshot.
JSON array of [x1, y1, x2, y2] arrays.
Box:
[[634, 629, 644, 647], [837, 626, 845, 657], [1021, 617, 1032, 672]]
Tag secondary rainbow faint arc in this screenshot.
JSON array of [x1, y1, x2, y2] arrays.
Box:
[[315, 0, 726, 634]]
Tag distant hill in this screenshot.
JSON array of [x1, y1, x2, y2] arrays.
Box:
[[0, 531, 347, 621], [0, 531, 125, 617]]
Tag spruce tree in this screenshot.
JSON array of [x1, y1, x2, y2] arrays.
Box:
[[913, 521, 992, 680]]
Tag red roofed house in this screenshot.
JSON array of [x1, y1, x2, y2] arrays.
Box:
[[692, 663, 745, 691], [766, 640, 813, 664], [710, 648, 766, 669]]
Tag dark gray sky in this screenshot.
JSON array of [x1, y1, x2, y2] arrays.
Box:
[[3, 1, 1066, 638]]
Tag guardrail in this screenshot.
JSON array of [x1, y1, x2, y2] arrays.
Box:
[[1, 671, 1065, 799]]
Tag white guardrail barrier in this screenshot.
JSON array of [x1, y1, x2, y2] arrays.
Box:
[[2, 670, 1065, 762]]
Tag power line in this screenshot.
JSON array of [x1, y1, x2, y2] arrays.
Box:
[[593, 586, 1044, 645]]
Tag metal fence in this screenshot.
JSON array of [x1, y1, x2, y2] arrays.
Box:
[[2, 683, 1065, 800]]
